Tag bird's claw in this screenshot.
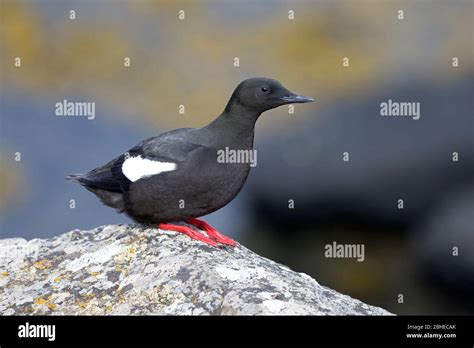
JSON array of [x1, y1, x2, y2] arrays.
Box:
[[159, 219, 236, 248], [187, 218, 237, 247]]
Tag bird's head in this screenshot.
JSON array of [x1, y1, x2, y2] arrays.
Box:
[[225, 77, 314, 114]]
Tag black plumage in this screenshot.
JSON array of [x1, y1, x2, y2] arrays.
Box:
[[67, 77, 313, 246]]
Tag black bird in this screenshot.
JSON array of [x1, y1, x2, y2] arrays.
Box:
[[67, 77, 313, 247]]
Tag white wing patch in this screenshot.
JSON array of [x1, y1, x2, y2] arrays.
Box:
[[122, 155, 177, 182]]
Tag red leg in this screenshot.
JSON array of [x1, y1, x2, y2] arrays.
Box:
[[187, 218, 237, 247], [159, 223, 219, 247]]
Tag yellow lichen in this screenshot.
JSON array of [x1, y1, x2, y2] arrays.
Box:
[[34, 297, 48, 305], [1, 271, 9, 277], [33, 260, 51, 270], [90, 272, 100, 277], [76, 300, 87, 309], [47, 303, 57, 310]]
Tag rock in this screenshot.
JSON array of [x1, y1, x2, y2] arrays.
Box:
[[0, 225, 391, 315]]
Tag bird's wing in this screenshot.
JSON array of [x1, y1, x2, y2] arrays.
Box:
[[79, 128, 204, 192]]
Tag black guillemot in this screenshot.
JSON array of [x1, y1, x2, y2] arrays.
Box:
[[67, 77, 313, 247]]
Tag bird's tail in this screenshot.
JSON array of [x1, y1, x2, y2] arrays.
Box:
[[66, 174, 87, 185]]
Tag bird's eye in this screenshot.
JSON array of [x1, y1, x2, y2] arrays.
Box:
[[261, 86, 269, 92]]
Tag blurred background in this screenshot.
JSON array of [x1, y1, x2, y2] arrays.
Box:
[[1, 0, 473, 314]]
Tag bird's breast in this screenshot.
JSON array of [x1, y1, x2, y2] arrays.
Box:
[[124, 155, 252, 221]]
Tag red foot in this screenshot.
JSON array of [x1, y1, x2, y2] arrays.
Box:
[[187, 218, 237, 247], [159, 223, 219, 247]]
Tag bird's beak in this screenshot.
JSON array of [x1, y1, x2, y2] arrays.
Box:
[[280, 94, 314, 104]]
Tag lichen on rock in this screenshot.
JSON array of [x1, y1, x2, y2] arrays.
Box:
[[0, 224, 391, 315]]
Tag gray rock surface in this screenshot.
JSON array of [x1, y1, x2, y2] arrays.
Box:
[[0, 224, 391, 315]]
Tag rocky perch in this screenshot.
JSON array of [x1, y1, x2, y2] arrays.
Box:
[[0, 225, 391, 315]]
